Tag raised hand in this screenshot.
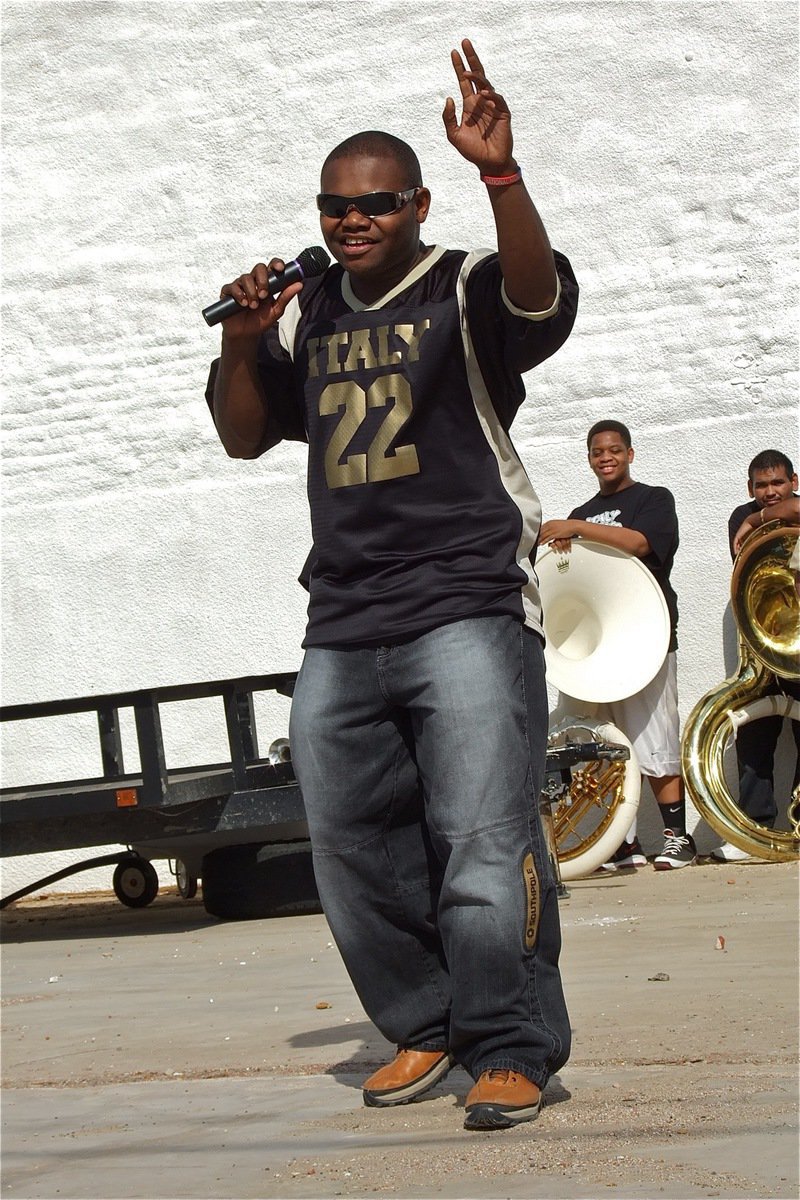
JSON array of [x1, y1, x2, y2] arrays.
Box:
[[442, 38, 515, 175]]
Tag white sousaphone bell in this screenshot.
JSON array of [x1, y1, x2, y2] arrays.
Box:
[[537, 540, 670, 704], [536, 540, 672, 878]]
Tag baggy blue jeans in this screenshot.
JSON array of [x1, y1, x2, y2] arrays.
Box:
[[289, 614, 571, 1087]]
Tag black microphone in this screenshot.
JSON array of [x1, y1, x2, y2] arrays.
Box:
[[202, 245, 330, 326]]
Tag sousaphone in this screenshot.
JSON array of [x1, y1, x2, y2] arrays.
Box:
[[681, 520, 800, 861], [537, 540, 672, 879]]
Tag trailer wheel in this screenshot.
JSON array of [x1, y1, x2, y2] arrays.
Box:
[[202, 841, 321, 920], [175, 859, 198, 900], [112, 858, 159, 908]]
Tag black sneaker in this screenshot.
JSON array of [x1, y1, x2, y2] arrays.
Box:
[[653, 829, 696, 871], [600, 837, 647, 871]]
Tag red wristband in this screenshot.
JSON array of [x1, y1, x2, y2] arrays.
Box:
[[480, 167, 522, 187]]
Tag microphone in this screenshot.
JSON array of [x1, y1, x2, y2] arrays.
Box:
[[202, 245, 330, 326]]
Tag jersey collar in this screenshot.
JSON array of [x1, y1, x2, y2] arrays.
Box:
[[340, 245, 447, 312]]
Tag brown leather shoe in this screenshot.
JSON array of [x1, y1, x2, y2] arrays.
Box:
[[362, 1048, 454, 1107], [464, 1069, 542, 1130]]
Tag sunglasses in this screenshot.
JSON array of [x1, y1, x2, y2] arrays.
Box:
[[316, 187, 420, 219]]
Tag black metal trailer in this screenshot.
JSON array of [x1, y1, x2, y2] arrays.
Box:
[[1, 671, 628, 917], [0, 672, 319, 918]]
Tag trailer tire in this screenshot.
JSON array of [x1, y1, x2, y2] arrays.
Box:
[[175, 859, 198, 900], [201, 840, 322, 920], [113, 857, 159, 908]]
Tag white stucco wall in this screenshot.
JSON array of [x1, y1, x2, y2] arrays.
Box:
[[2, 0, 798, 893]]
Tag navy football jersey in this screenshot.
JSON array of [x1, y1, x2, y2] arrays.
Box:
[[211, 245, 578, 647]]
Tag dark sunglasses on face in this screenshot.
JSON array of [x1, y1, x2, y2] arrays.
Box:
[[316, 187, 420, 219]]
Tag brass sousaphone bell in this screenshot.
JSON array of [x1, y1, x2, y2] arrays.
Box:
[[681, 520, 800, 861]]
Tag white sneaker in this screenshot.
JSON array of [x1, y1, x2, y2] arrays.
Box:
[[710, 841, 754, 863]]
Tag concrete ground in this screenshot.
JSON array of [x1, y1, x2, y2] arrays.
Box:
[[1, 859, 797, 1200]]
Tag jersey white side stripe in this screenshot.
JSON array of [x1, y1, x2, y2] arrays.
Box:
[[456, 250, 545, 635], [278, 293, 303, 361]]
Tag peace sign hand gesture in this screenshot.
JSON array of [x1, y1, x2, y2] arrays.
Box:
[[442, 39, 515, 175]]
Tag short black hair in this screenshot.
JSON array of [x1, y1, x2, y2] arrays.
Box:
[[321, 131, 422, 188], [586, 420, 632, 450], [747, 449, 795, 481]]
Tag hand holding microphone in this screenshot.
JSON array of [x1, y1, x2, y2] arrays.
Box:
[[202, 245, 330, 329]]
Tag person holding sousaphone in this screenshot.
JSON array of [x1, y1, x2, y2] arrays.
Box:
[[730, 459, 800, 556], [710, 451, 800, 863], [540, 419, 695, 870]]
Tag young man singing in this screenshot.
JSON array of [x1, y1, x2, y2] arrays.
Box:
[[206, 40, 578, 1129]]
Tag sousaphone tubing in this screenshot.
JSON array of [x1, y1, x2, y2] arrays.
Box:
[[681, 521, 800, 861]]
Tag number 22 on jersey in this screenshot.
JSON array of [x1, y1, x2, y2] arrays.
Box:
[[320, 373, 420, 489]]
